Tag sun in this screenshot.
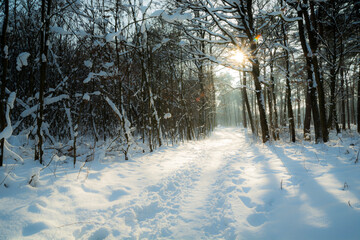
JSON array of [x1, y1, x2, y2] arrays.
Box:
[[231, 50, 245, 63]]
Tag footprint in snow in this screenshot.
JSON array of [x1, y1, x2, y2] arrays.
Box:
[[232, 178, 245, 185], [147, 184, 162, 193], [82, 184, 99, 194], [108, 189, 129, 202], [27, 204, 42, 213], [242, 187, 251, 193], [88, 227, 110, 240], [225, 185, 237, 193], [239, 196, 255, 208], [57, 186, 69, 193], [22, 222, 49, 236], [247, 213, 267, 227], [27, 200, 47, 213]]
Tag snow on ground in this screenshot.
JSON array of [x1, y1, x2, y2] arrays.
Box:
[[1, 128, 360, 239]]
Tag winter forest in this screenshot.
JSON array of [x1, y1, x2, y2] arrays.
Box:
[[1, 0, 360, 239]]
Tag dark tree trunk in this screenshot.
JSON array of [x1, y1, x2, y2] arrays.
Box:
[[296, 5, 322, 143], [242, 70, 255, 134], [304, 0, 329, 142], [282, 22, 295, 142], [271, 72, 279, 140], [357, 64, 360, 133], [285, 66, 295, 142], [304, 83, 312, 140], [268, 52, 276, 140], [282, 91, 287, 127], [340, 66, 346, 130], [267, 87, 274, 139], [198, 63, 206, 136], [36, 0, 52, 164], [242, 84, 247, 129], [0, 0, 9, 167], [327, 13, 340, 133], [297, 88, 301, 128], [251, 58, 270, 143], [346, 74, 350, 130], [310, 83, 322, 143], [236, 0, 269, 142]]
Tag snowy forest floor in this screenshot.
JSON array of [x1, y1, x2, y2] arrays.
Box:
[[1, 127, 360, 240]]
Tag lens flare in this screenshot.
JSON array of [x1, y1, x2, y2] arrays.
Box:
[[254, 34, 262, 42]]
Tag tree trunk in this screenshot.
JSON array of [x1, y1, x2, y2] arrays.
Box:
[[310, 81, 322, 143], [268, 52, 276, 140], [267, 87, 275, 139], [36, 0, 52, 164], [242, 70, 255, 134], [304, 0, 329, 142], [341, 66, 346, 130], [297, 88, 301, 128], [0, 0, 9, 167], [296, 5, 322, 143], [327, 35, 337, 129], [271, 70, 279, 140], [303, 83, 312, 140], [357, 64, 360, 133], [346, 74, 350, 130], [282, 21, 295, 142], [252, 60, 269, 143]]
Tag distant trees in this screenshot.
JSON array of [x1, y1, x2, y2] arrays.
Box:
[[174, 0, 359, 143]]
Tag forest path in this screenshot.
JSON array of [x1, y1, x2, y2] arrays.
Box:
[[1, 128, 360, 240], [66, 128, 360, 239]]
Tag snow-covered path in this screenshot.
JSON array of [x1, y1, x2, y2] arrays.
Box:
[[1, 128, 360, 239]]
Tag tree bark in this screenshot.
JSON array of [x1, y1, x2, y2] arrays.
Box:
[[251, 56, 270, 142], [304, 0, 329, 142], [357, 63, 360, 133], [340, 66, 346, 130], [242, 70, 255, 134], [296, 5, 322, 142], [303, 83, 312, 140], [0, 0, 9, 167], [36, 0, 52, 164], [282, 21, 295, 142]]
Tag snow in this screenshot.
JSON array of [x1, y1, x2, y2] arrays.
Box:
[[16, 52, 31, 71], [150, 10, 164, 17], [152, 38, 170, 52], [20, 95, 69, 118], [139, 5, 148, 13], [83, 72, 94, 83], [104, 62, 114, 68], [0, 92, 16, 140], [50, 26, 70, 35], [1, 128, 360, 239], [82, 93, 90, 101], [152, 43, 162, 53], [105, 31, 121, 42], [75, 30, 88, 37], [84, 60, 92, 68], [105, 96, 122, 120], [41, 54, 47, 63], [178, 40, 187, 46], [44, 94, 69, 105], [164, 113, 171, 119], [161, 11, 193, 23]]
